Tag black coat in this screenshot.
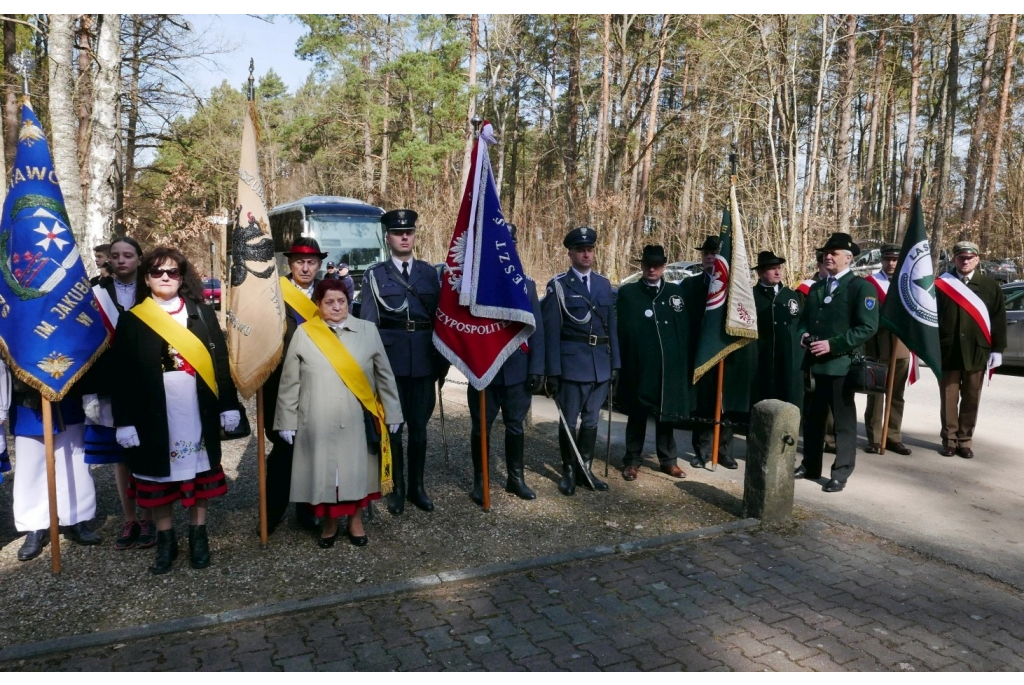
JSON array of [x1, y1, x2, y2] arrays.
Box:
[[111, 298, 240, 478], [751, 283, 804, 407], [490, 278, 546, 387]]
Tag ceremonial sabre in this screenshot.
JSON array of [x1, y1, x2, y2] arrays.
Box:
[[548, 392, 596, 490]]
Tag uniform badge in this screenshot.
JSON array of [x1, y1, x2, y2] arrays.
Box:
[[865, 296, 876, 310], [669, 294, 684, 312], [787, 299, 799, 315]]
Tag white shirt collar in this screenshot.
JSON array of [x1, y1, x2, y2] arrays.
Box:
[[642, 278, 662, 288], [874, 270, 892, 283], [571, 267, 592, 281], [392, 256, 412, 273], [829, 268, 851, 281], [957, 270, 974, 283], [326, 318, 351, 331], [759, 281, 780, 293], [289, 277, 315, 298]]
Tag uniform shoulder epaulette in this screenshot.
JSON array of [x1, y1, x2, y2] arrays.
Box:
[[365, 261, 385, 271]]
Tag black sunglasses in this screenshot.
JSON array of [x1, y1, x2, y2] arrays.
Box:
[[148, 267, 181, 280]]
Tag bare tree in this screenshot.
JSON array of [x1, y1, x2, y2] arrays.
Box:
[[47, 14, 87, 241], [83, 13, 121, 254], [835, 14, 858, 234], [980, 14, 1018, 235], [961, 14, 999, 225]]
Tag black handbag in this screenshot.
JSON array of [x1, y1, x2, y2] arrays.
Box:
[[845, 355, 888, 394], [194, 303, 251, 441]]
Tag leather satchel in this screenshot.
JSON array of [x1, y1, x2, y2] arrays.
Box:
[[845, 355, 888, 394]]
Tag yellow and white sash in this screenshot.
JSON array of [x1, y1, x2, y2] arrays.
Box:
[[303, 317, 393, 495], [132, 298, 218, 396]]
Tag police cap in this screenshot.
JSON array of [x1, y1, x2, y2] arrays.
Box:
[[880, 243, 901, 257], [381, 209, 418, 231], [563, 226, 598, 249]]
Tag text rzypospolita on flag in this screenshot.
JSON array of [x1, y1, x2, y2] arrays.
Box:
[[0, 99, 108, 401], [433, 123, 535, 390]]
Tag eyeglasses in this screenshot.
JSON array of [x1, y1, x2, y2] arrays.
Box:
[[148, 267, 181, 280]]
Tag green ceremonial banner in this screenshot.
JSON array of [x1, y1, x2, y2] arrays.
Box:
[[692, 183, 758, 384], [880, 194, 942, 381]]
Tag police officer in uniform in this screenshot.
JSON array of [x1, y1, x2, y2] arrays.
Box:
[[796, 232, 879, 492], [262, 236, 325, 533], [616, 244, 691, 481], [361, 209, 449, 514], [864, 244, 913, 455], [542, 226, 620, 496], [750, 250, 804, 408], [467, 223, 545, 503]]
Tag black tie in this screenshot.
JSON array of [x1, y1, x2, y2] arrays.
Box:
[[582, 275, 588, 292], [827, 276, 836, 293], [402, 262, 409, 281]]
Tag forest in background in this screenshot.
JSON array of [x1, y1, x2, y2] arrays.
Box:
[[1, 14, 1023, 283]]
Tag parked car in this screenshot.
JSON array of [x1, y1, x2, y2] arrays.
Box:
[[851, 247, 882, 276], [1001, 282, 1024, 369], [981, 259, 1018, 283], [202, 278, 221, 310], [620, 260, 704, 286]]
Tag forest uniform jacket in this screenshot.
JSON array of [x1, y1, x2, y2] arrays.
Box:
[[751, 283, 804, 407], [798, 271, 879, 376], [937, 270, 1007, 373], [616, 279, 691, 422]]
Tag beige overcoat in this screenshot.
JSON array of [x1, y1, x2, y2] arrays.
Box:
[[273, 317, 403, 504]]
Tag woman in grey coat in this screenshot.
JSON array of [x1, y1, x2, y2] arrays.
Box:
[[274, 279, 403, 547]]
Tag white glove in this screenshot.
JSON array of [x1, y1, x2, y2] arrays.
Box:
[[220, 410, 241, 432], [83, 394, 102, 425], [116, 426, 140, 449], [279, 430, 295, 445], [988, 352, 1002, 370], [389, 423, 401, 434]]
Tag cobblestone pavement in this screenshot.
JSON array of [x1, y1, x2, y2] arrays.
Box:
[[6, 519, 1024, 672]]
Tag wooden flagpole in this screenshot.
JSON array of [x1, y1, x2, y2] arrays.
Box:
[[479, 392, 490, 511], [711, 360, 724, 471], [878, 340, 900, 456], [257, 388, 268, 546], [41, 399, 61, 574]]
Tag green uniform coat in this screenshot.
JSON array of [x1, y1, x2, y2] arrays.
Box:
[[751, 283, 804, 407], [616, 279, 692, 422], [798, 271, 880, 376], [937, 270, 1007, 372]]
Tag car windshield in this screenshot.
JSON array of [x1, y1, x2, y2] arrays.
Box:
[[308, 215, 386, 271]]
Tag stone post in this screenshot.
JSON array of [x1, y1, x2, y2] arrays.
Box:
[[742, 399, 801, 524]]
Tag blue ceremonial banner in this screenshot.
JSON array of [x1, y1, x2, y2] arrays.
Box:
[[0, 100, 109, 401], [434, 122, 535, 390]]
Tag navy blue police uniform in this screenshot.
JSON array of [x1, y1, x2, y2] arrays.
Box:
[[360, 209, 449, 514], [541, 226, 621, 496], [467, 224, 545, 503]]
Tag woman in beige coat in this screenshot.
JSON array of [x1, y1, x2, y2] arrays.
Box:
[[274, 280, 403, 547]]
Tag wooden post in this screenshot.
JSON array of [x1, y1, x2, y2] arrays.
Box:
[[257, 388, 268, 546], [711, 359, 724, 471], [878, 341, 901, 456], [42, 399, 61, 574], [479, 391, 490, 512]]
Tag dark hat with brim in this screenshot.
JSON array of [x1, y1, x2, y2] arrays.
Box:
[[637, 244, 668, 265], [697, 235, 721, 252], [564, 226, 598, 248], [381, 208, 418, 231], [953, 240, 980, 256], [880, 243, 901, 256], [284, 236, 328, 259], [753, 250, 786, 269], [820, 232, 861, 257]]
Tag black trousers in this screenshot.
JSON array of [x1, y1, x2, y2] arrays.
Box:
[[624, 409, 677, 467], [802, 373, 857, 482], [394, 375, 437, 457], [266, 432, 294, 518], [468, 382, 531, 439]]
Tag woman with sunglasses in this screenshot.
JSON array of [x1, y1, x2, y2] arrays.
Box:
[[111, 246, 241, 574]]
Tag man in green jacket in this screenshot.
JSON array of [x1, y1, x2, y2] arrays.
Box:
[[795, 232, 879, 492], [617, 245, 691, 481]]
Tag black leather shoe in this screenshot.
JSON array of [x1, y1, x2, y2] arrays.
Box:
[[939, 446, 956, 457], [690, 456, 706, 469], [719, 455, 738, 470], [823, 479, 846, 493], [318, 529, 339, 548], [188, 525, 210, 569], [346, 530, 369, 547], [886, 441, 913, 456], [17, 530, 49, 561], [864, 443, 881, 454], [794, 464, 808, 479], [150, 529, 178, 575], [956, 447, 974, 459], [64, 522, 102, 546]]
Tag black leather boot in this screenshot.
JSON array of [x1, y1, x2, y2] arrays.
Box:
[[576, 426, 608, 491], [558, 426, 576, 496], [150, 529, 178, 575], [388, 437, 406, 515], [470, 434, 485, 505], [505, 432, 535, 500], [407, 440, 434, 512], [188, 524, 210, 569]]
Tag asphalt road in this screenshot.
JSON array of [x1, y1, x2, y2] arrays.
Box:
[[498, 367, 1024, 591]]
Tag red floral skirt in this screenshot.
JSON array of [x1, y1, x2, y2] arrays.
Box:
[[309, 492, 381, 519], [129, 466, 228, 508]]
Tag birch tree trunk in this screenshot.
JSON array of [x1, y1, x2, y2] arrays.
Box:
[[459, 14, 478, 191], [47, 14, 87, 244], [961, 14, 1000, 225], [931, 14, 959, 258], [799, 15, 832, 257], [859, 29, 886, 229], [588, 14, 610, 203], [980, 14, 1017, 234], [84, 14, 121, 255], [835, 14, 857, 235], [634, 14, 671, 235]]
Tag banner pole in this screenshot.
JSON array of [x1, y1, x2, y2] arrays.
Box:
[[257, 388, 268, 547], [712, 360, 724, 472], [42, 399, 61, 574], [479, 391, 490, 511], [879, 341, 900, 456]]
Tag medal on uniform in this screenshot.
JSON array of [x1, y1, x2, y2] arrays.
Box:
[[644, 309, 653, 317], [824, 296, 833, 304]]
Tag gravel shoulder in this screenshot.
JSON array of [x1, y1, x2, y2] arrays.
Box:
[[0, 387, 743, 648]]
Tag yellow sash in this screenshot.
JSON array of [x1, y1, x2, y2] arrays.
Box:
[[132, 298, 218, 396], [280, 276, 319, 323], [303, 316, 393, 496]]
